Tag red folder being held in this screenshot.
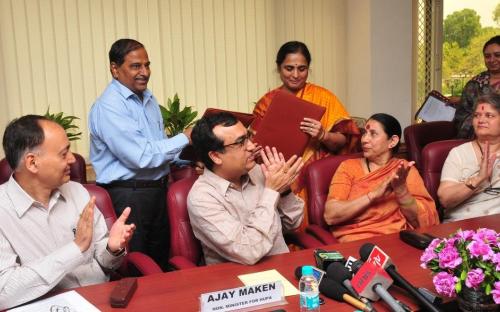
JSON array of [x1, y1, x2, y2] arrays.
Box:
[[251, 91, 326, 160]]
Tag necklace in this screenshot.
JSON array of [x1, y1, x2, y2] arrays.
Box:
[[477, 140, 484, 157], [365, 158, 371, 172]]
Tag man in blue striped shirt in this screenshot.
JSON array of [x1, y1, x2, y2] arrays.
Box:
[[89, 38, 191, 270]]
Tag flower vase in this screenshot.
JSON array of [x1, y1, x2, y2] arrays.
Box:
[[457, 287, 499, 312]]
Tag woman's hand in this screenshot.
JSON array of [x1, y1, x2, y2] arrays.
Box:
[[368, 176, 392, 202], [477, 141, 498, 184], [300, 117, 324, 140], [390, 160, 415, 195]]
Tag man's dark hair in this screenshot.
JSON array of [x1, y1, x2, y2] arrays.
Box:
[[192, 113, 239, 170], [276, 41, 312, 68], [368, 113, 402, 153], [483, 35, 500, 53], [109, 38, 145, 66], [2, 115, 50, 169]]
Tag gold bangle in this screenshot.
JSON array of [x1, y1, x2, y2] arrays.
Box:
[[318, 128, 326, 142]]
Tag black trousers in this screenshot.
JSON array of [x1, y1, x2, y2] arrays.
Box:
[[104, 185, 170, 271]]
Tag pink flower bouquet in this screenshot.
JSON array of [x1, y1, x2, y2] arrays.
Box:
[[420, 228, 500, 303]]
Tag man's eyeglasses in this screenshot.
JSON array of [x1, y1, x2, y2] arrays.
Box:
[[223, 131, 252, 150]]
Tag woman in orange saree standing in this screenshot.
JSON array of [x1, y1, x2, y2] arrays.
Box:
[[252, 41, 360, 229]]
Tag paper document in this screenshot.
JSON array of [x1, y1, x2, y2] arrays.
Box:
[[8, 290, 100, 312], [238, 269, 299, 296]]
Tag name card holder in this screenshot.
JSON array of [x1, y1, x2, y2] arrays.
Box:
[[200, 281, 287, 312]]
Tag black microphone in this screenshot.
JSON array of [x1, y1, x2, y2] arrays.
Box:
[[319, 277, 374, 312], [359, 243, 442, 312], [327, 262, 375, 311]]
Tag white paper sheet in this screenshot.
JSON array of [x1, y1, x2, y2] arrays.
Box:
[[238, 269, 299, 296], [8, 290, 100, 312], [417, 95, 456, 122]]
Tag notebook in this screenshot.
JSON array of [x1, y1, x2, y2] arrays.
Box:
[[251, 91, 326, 160], [415, 90, 456, 122]]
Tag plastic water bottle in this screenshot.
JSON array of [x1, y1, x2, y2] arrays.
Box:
[[299, 265, 320, 311]]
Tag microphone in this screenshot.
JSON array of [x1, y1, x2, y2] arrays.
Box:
[[327, 262, 375, 312], [319, 277, 374, 312], [351, 262, 405, 312], [359, 243, 442, 312]]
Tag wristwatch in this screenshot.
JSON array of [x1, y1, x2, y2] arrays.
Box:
[[107, 245, 126, 256]]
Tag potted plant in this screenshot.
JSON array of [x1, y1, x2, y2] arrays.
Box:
[[159, 94, 198, 182], [420, 228, 500, 311], [159, 94, 197, 136]]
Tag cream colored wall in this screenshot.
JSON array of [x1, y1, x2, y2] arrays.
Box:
[[346, 0, 413, 132], [0, 0, 347, 159]]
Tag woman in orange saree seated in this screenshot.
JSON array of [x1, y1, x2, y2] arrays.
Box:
[[324, 113, 439, 242], [252, 41, 360, 229]]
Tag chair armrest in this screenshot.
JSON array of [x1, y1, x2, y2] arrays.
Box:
[[126, 252, 163, 276], [169, 256, 198, 270], [284, 232, 324, 249], [305, 225, 337, 245]]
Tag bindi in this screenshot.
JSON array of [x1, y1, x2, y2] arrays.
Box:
[[366, 124, 371, 130], [481, 105, 485, 111]]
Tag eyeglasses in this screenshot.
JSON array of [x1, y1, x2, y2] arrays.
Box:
[[223, 131, 253, 150]]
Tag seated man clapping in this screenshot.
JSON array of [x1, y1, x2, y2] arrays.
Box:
[[0, 115, 135, 309], [187, 112, 304, 265]]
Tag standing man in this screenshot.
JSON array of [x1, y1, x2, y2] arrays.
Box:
[[188, 113, 304, 265], [0, 115, 135, 309], [89, 39, 191, 270]]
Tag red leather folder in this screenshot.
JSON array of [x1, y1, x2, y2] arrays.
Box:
[[252, 91, 326, 160]]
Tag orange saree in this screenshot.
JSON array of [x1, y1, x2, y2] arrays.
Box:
[[252, 83, 361, 230], [326, 158, 439, 243]]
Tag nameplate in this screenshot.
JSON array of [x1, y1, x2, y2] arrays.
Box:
[[200, 281, 284, 312]]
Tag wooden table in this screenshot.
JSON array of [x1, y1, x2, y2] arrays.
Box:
[[74, 214, 500, 311]]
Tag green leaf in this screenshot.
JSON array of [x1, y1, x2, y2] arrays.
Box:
[[460, 270, 467, 281], [43, 107, 82, 141], [494, 271, 500, 280], [455, 281, 462, 293], [485, 283, 492, 295]]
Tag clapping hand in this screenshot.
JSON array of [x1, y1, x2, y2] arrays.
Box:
[[390, 160, 415, 195], [107, 207, 136, 253], [74, 197, 96, 252], [478, 141, 499, 184], [260, 146, 303, 193], [368, 176, 393, 203]]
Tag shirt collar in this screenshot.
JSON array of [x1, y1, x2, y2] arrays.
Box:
[[111, 79, 152, 103], [6, 176, 67, 217], [201, 168, 257, 195]]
